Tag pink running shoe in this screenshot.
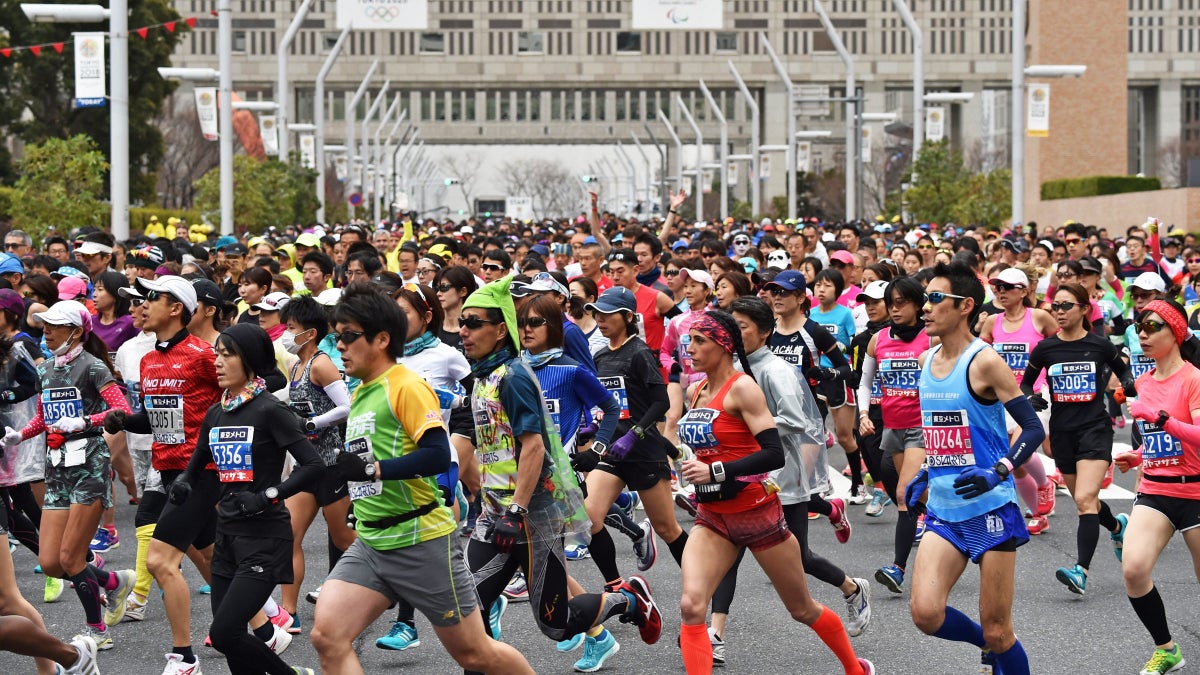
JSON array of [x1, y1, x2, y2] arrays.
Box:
[[1101, 462, 1114, 489], [1026, 515, 1049, 535], [829, 498, 852, 544], [1036, 480, 1056, 517]]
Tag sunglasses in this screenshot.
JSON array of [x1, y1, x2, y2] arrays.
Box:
[[1187, 258, 1200, 264], [1049, 301, 1084, 312], [925, 291, 967, 304], [702, 253, 717, 259], [334, 329, 367, 345], [733, 239, 750, 245], [436, 283, 456, 292], [3, 243, 21, 250], [917, 244, 935, 250], [766, 287, 794, 297], [1064, 238, 1082, 245], [992, 282, 1022, 293], [1056, 271, 1077, 279], [130, 297, 146, 307], [481, 263, 505, 272], [459, 315, 500, 330], [517, 316, 549, 329], [663, 269, 680, 278], [145, 289, 177, 303], [1136, 320, 1168, 335]]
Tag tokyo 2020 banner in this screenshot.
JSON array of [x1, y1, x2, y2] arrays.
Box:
[[632, 0, 724, 30], [336, 0, 428, 30]]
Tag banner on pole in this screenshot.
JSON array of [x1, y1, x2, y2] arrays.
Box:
[[759, 155, 771, 180], [702, 170, 713, 194], [336, 0, 428, 30], [727, 161, 738, 186], [1027, 84, 1050, 137], [299, 135, 316, 169], [925, 107, 945, 143], [682, 176, 693, 195], [195, 88, 218, 141], [260, 116, 278, 156], [334, 155, 348, 182], [632, 0, 723, 30], [797, 142, 811, 172], [73, 33, 106, 108], [861, 126, 873, 162]]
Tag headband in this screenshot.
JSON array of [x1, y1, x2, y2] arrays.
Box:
[[693, 313, 735, 355], [1143, 300, 1189, 345]]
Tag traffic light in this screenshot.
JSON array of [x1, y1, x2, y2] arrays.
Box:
[[581, 175, 597, 183], [444, 177, 460, 186]]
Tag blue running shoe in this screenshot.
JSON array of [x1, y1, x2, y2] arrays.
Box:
[[89, 527, 118, 553], [1055, 564, 1087, 595], [574, 630, 620, 672], [557, 633, 585, 652], [875, 564, 904, 594], [489, 595, 508, 641], [913, 513, 927, 544], [565, 545, 591, 561], [198, 584, 211, 595], [34, 564, 42, 574], [1112, 513, 1129, 562], [375, 621, 420, 651]]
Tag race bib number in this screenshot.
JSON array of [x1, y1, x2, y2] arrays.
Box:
[[145, 394, 185, 445], [125, 379, 143, 414], [869, 374, 883, 406], [1048, 362, 1097, 403], [43, 387, 84, 426], [1130, 353, 1155, 380], [345, 436, 383, 500], [545, 398, 561, 435], [678, 334, 694, 372], [678, 408, 719, 452], [879, 358, 919, 398], [599, 376, 631, 419], [1138, 420, 1184, 465], [209, 426, 254, 482], [993, 343, 1030, 379], [923, 410, 975, 468]]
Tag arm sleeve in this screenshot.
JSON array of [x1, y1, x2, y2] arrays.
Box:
[[19, 395, 46, 441], [823, 343, 852, 382], [276, 437, 326, 499], [311, 380, 351, 428], [660, 319, 679, 372], [1002, 395, 1046, 469], [1020, 346, 1045, 397], [856, 355, 877, 411], [1106, 342, 1136, 389], [378, 426, 452, 481], [576, 372, 621, 446], [663, 304, 683, 320], [88, 384, 130, 428], [123, 411, 151, 434], [182, 412, 217, 484], [722, 428, 785, 477], [632, 350, 669, 430]]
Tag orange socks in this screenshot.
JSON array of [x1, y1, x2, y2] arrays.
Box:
[[679, 622, 713, 675], [811, 605, 863, 675]]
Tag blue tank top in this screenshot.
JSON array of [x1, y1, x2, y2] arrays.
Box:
[[920, 339, 1016, 522]]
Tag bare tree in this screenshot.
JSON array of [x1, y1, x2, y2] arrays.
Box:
[[441, 154, 481, 213], [496, 158, 581, 219], [156, 95, 220, 209]]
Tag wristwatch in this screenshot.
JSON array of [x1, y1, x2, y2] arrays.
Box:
[[363, 461, 377, 478], [507, 502, 529, 516], [631, 425, 645, 439], [992, 461, 1011, 480], [304, 420, 317, 434], [1156, 410, 1170, 428], [710, 461, 727, 483], [591, 441, 608, 456], [264, 487, 280, 504]]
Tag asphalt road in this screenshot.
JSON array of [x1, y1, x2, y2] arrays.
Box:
[[3, 440, 1197, 674]]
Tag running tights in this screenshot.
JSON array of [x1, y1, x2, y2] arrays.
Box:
[[809, 495, 833, 517], [0, 485, 39, 555], [209, 574, 293, 675]]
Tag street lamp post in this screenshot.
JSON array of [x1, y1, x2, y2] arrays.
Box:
[[372, 94, 401, 224], [676, 94, 704, 220], [615, 141, 639, 207], [761, 34, 796, 220], [656, 111, 684, 202], [276, 0, 313, 161], [728, 61, 761, 218], [1012, 0, 1026, 225], [629, 133, 654, 213], [313, 25, 353, 223], [893, 0, 924, 163], [814, 0, 857, 221], [158, 67, 229, 233], [357, 80, 390, 224], [642, 124, 671, 209], [699, 79, 728, 219], [343, 61, 380, 221]]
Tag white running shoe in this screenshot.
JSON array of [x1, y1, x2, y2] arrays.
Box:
[[161, 653, 202, 675], [844, 578, 872, 637], [502, 572, 529, 602], [62, 635, 98, 675], [265, 622, 293, 655], [847, 484, 871, 505], [123, 594, 147, 622]]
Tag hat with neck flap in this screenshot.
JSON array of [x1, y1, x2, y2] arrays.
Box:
[[461, 274, 519, 351]]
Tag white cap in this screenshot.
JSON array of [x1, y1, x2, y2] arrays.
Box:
[[75, 241, 113, 256], [134, 276, 198, 313], [34, 300, 91, 327], [766, 250, 790, 270], [314, 288, 343, 306], [855, 280, 889, 303], [1130, 271, 1166, 293], [988, 268, 1029, 288], [678, 268, 715, 290], [253, 292, 291, 312]]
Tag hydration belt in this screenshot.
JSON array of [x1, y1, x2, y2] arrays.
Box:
[[1143, 473, 1200, 484], [361, 502, 438, 529]]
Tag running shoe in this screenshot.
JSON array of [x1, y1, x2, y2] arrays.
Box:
[[503, 572, 529, 602], [161, 654, 201, 675], [574, 630, 620, 672], [45, 577, 65, 603], [1026, 515, 1050, 535], [90, 553, 103, 570], [305, 586, 321, 604], [829, 497, 852, 544], [34, 564, 42, 574], [1102, 462, 1115, 489], [63, 634, 98, 675], [1050, 468, 1065, 487], [89, 527, 118, 553], [826, 431, 835, 449], [674, 488, 697, 517], [124, 594, 147, 622], [808, 510, 821, 520], [1036, 480, 1057, 516], [287, 613, 302, 635], [847, 484, 871, 505], [565, 544, 591, 560], [913, 513, 927, 543], [375, 622, 420, 651], [980, 649, 996, 674], [858, 658, 876, 674], [75, 625, 112, 652], [1055, 564, 1087, 595], [265, 623, 293, 655], [102, 569, 137, 626], [197, 584, 211, 595], [864, 489, 889, 517], [875, 564, 904, 594], [7, 538, 16, 555], [633, 519, 657, 572], [708, 626, 726, 667], [269, 607, 295, 633], [204, 635, 212, 647], [618, 575, 662, 644], [618, 491, 641, 520], [1140, 644, 1185, 674], [1115, 415, 1127, 429], [844, 578, 872, 637], [556, 633, 585, 652], [489, 595, 508, 641], [1112, 512, 1129, 562]]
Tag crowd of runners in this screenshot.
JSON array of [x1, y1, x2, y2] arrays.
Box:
[[0, 202, 1199, 675]]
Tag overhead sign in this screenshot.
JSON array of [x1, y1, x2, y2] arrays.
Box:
[[702, 170, 714, 194], [727, 161, 738, 186], [336, 0, 428, 30], [334, 155, 348, 182], [925, 107, 945, 143], [194, 87, 218, 141], [73, 33, 106, 108], [795, 85, 830, 117], [861, 125, 873, 162], [632, 0, 723, 30], [506, 196, 533, 221], [1027, 84, 1050, 137]]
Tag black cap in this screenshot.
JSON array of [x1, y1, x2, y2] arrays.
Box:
[[190, 279, 228, 308], [218, 324, 286, 390], [222, 243, 248, 256]]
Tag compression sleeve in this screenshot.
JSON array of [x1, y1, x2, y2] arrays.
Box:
[[310, 379, 351, 428], [122, 411, 151, 435], [1019, 364, 1041, 397], [856, 355, 877, 412], [19, 397, 46, 441], [377, 426, 452, 481], [1106, 345, 1137, 392], [88, 384, 130, 428], [664, 305, 683, 320], [1002, 395, 1045, 469], [721, 428, 786, 478], [824, 343, 852, 382], [1162, 416, 1200, 450]]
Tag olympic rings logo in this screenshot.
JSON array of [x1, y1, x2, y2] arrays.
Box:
[[361, 4, 403, 21]]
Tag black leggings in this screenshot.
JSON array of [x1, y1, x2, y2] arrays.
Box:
[[0, 484, 40, 555], [209, 574, 292, 675], [711, 501, 848, 615]]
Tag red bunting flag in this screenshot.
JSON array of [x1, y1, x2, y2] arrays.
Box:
[[185, 17, 197, 27], [136, 27, 149, 39], [52, 42, 64, 54], [29, 46, 41, 56], [0, 49, 10, 58], [165, 21, 176, 32]]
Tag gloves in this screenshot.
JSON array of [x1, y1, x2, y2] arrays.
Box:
[[904, 467, 929, 511], [1128, 399, 1158, 423], [805, 366, 837, 382], [607, 429, 638, 461], [228, 491, 271, 517], [571, 449, 601, 473], [953, 465, 1004, 499], [167, 477, 192, 505], [433, 387, 465, 410], [488, 511, 526, 554], [1027, 393, 1048, 412], [53, 417, 86, 434], [335, 451, 375, 482], [1114, 446, 1144, 473], [2, 427, 22, 447], [103, 410, 126, 434]]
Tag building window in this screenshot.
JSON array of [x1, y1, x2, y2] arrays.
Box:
[[232, 30, 247, 53], [715, 31, 738, 52], [296, 88, 314, 124], [486, 91, 498, 121], [566, 90, 577, 120], [322, 32, 341, 52], [518, 31, 545, 53], [499, 91, 511, 121], [529, 92, 541, 121], [420, 32, 446, 53], [616, 31, 642, 53]]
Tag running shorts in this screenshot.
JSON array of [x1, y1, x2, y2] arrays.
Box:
[[1048, 424, 1113, 474], [594, 459, 672, 492], [43, 436, 112, 510], [1134, 493, 1200, 532], [881, 426, 924, 454], [815, 381, 855, 410], [211, 532, 294, 584], [923, 502, 1028, 564], [695, 497, 792, 552], [309, 466, 349, 507], [152, 470, 219, 552]]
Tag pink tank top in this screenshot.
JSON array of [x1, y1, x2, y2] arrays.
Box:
[[875, 326, 928, 428], [991, 309, 1047, 391]]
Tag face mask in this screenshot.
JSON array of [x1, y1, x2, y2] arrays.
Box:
[[52, 330, 79, 356], [281, 329, 311, 355]]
